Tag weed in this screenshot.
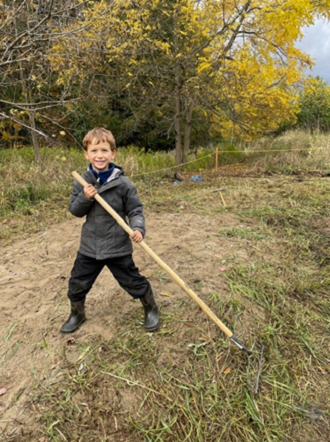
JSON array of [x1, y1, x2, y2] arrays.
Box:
[[3, 323, 17, 341]]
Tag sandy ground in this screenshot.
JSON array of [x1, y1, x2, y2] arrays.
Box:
[[0, 208, 250, 438]]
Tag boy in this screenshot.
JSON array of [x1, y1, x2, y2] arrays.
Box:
[[60, 127, 160, 334]]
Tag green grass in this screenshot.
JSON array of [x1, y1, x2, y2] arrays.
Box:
[[1, 130, 330, 441], [26, 195, 330, 439]]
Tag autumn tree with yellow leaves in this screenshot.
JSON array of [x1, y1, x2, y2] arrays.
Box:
[[48, 0, 330, 163], [2, 1, 330, 162]]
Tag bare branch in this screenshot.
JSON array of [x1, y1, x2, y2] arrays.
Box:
[[0, 98, 81, 110], [0, 111, 48, 138]]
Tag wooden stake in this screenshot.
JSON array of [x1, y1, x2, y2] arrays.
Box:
[[219, 191, 226, 207]]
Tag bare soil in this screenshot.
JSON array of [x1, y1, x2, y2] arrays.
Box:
[[0, 208, 248, 438]]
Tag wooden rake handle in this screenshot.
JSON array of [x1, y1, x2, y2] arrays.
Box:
[[72, 171, 233, 338]]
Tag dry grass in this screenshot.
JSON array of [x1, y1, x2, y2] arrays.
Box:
[[1, 130, 330, 245], [1, 130, 330, 441], [244, 130, 330, 175], [17, 174, 329, 441]]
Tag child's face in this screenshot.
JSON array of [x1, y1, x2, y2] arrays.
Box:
[[84, 138, 116, 172]]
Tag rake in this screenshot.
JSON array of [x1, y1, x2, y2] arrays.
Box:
[[72, 171, 264, 393]]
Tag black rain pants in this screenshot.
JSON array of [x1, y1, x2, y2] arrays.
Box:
[[68, 252, 151, 302]]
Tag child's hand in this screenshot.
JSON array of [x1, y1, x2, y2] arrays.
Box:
[[84, 184, 97, 199], [130, 230, 143, 243]]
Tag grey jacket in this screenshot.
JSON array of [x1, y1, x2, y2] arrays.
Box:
[[69, 166, 145, 260]]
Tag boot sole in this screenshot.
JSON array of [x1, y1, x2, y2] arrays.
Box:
[[60, 317, 86, 334], [145, 320, 160, 332]]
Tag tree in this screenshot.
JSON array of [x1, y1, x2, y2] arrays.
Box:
[[48, 1, 330, 162], [0, 0, 88, 159], [296, 77, 330, 133]]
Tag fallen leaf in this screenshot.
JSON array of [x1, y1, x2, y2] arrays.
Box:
[[223, 368, 231, 374], [160, 291, 174, 297], [77, 346, 90, 361]]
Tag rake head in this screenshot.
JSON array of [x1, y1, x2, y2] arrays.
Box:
[[230, 335, 264, 394]]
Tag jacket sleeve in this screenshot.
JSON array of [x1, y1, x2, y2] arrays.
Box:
[[122, 179, 146, 237], [69, 179, 95, 218]]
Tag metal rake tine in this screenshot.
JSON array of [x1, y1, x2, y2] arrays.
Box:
[[246, 341, 264, 394], [230, 335, 264, 394]]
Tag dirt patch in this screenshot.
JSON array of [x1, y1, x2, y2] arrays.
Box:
[[0, 209, 249, 437]]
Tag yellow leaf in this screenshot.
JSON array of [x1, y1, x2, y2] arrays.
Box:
[[223, 368, 231, 374], [160, 291, 174, 297], [77, 346, 90, 361]]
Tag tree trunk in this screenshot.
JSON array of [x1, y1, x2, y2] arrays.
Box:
[[173, 13, 182, 165], [28, 110, 40, 162], [19, 61, 40, 162], [182, 101, 194, 164], [174, 76, 182, 165]]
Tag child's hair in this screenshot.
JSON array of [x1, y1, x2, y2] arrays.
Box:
[[83, 127, 116, 151]]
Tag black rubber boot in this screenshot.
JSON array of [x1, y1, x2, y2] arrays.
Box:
[[60, 300, 86, 334], [139, 291, 160, 332]]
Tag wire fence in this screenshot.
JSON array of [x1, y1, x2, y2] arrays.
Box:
[[127, 145, 330, 179]]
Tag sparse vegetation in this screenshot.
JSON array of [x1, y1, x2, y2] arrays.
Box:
[[1, 130, 330, 242], [1, 130, 330, 441]]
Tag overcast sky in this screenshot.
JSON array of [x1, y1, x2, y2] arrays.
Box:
[[296, 19, 330, 83]]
